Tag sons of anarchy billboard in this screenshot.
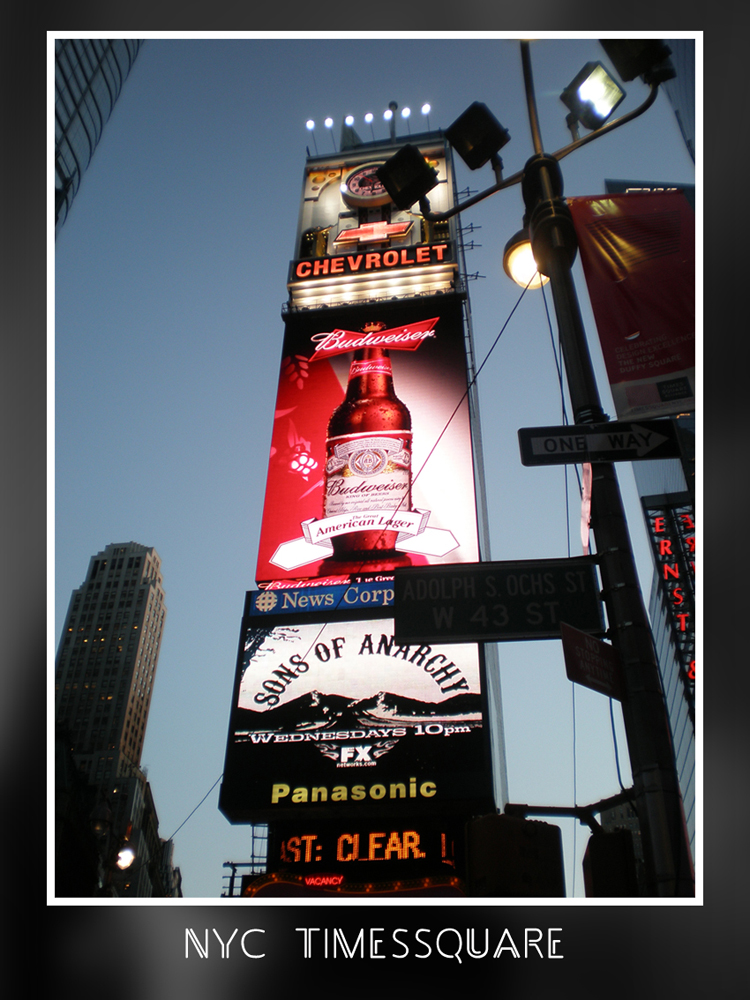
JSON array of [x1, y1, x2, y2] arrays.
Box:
[[219, 594, 493, 823]]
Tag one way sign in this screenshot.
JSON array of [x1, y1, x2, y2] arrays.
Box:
[[518, 419, 681, 466]]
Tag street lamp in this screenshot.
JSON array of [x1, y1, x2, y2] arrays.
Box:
[[378, 39, 692, 897], [503, 228, 549, 289], [117, 845, 136, 870]]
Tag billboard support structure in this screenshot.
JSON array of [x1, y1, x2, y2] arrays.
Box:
[[220, 128, 510, 890]]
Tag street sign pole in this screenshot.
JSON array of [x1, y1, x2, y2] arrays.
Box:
[[520, 43, 693, 896]]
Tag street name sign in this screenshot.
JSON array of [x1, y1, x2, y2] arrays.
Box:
[[560, 622, 623, 701], [518, 419, 681, 466], [393, 557, 605, 644]]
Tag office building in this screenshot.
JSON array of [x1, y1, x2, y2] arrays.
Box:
[[55, 39, 143, 235], [634, 414, 696, 863], [55, 541, 171, 895]]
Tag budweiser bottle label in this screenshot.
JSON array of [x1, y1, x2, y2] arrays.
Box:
[[322, 335, 413, 564], [324, 431, 412, 519], [348, 358, 392, 378]]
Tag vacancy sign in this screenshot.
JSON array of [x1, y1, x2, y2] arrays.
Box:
[[561, 622, 623, 701]]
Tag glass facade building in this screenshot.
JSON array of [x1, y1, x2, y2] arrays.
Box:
[[55, 39, 142, 235]]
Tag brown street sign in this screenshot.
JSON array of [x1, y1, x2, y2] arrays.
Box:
[[561, 622, 623, 700], [393, 557, 604, 644]]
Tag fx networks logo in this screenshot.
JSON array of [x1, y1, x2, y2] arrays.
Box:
[[318, 740, 398, 767]]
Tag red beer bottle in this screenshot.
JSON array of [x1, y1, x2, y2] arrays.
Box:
[[323, 323, 413, 569]]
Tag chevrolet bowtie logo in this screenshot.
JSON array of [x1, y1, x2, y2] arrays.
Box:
[[333, 221, 413, 245]]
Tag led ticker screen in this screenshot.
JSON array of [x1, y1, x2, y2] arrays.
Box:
[[219, 602, 493, 823], [255, 296, 480, 587], [269, 818, 463, 881]]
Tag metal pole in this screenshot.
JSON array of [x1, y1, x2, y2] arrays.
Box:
[[519, 42, 693, 896]]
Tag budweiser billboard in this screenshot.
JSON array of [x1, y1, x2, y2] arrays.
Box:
[[256, 296, 480, 586], [219, 592, 494, 823], [569, 191, 695, 421]]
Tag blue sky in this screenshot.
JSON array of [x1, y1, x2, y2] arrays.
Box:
[[53, 33, 697, 899]]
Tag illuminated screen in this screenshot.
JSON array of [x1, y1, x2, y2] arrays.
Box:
[[255, 296, 480, 586], [263, 817, 465, 889], [219, 612, 493, 823]]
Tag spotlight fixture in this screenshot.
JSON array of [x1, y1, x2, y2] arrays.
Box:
[[560, 62, 625, 131], [445, 101, 510, 170], [376, 144, 439, 210]]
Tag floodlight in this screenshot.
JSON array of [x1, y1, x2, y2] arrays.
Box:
[[560, 62, 626, 131], [376, 144, 439, 210], [445, 101, 510, 170]]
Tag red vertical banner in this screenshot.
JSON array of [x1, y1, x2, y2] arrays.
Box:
[[569, 191, 695, 421]]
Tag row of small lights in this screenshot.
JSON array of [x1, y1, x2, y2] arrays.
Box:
[[305, 104, 432, 151]]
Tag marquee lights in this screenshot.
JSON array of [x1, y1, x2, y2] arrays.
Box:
[[304, 104, 435, 143]]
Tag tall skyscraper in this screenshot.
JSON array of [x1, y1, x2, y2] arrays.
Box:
[[55, 39, 143, 235], [55, 542, 171, 895], [56, 542, 166, 782]]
